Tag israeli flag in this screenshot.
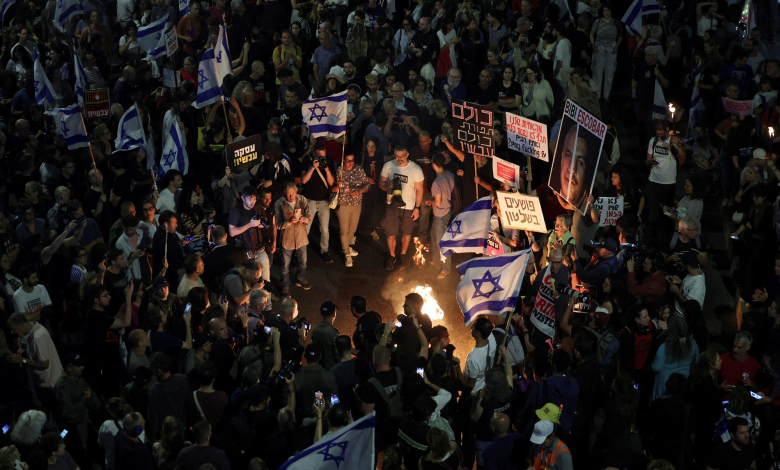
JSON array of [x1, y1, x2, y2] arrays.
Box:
[[215, 24, 233, 79], [115, 104, 147, 150], [689, 63, 702, 129], [73, 41, 87, 108], [143, 129, 157, 170], [278, 412, 375, 470], [622, 0, 659, 36], [195, 48, 224, 108], [137, 14, 168, 56], [439, 196, 492, 261], [652, 76, 667, 120], [457, 248, 532, 326], [46, 104, 89, 150], [1, 0, 16, 21], [54, 0, 83, 32], [33, 49, 56, 111], [302, 91, 348, 138], [178, 0, 188, 16], [160, 120, 189, 175]]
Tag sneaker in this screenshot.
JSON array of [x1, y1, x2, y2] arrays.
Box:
[[400, 254, 410, 268], [321, 251, 333, 264], [437, 271, 447, 279], [281, 286, 290, 297], [385, 256, 396, 271], [350, 236, 356, 246], [296, 279, 312, 290], [345, 255, 353, 267], [348, 247, 359, 257]]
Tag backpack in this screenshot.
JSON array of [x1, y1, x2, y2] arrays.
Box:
[[450, 182, 462, 217], [666, 28, 683, 59], [368, 367, 404, 420], [583, 326, 620, 374]]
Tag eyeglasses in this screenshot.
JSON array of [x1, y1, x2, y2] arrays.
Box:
[[143, 207, 155, 212], [77, 253, 87, 258], [345, 159, 355, 163]]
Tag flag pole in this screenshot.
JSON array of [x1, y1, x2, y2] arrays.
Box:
[[222, 97, 230, 130], [474, 157, 478, 197], [82, 107, 104, 196]]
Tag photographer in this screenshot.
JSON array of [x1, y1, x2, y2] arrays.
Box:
[[662, 217, 709, 272], [301, 144, 336, 264], [222, 261, 265, 315], [627, 252, 667, 303], [669, 251, 706, 314], [265, 298, 306, 359], [571, 238, 620, 300], [229, 187, 271, 285]]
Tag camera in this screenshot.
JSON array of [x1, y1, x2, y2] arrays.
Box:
[[555, 284, 586, 300], [278, 359, 296, 380], [620, 243, 649, 262], [315, 156, 327, 167], [252, 213, 270, 229], [291, 316, 309, 332]]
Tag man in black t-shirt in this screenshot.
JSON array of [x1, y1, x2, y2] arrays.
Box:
[[83, 283, 132, 397], [468, 70, 500, 111], [357, 344, 401, 448], [706, 417, 756, 470], [255, 188, 277, 255], [301, 144, 335, 263], [0, 212, 20, 260], [279, 89, 303, 132], [102, 248, 130, 316], [228, 187, 269, 283]]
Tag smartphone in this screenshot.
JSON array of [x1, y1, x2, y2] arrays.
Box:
[[730, 235, 739, 240], [60, 430, 68, 438], [75, 215, 86, 226], [196, 185, 201, 196], [315, 391, 324, 406], [394, 321, 402, 328], [304, 323, 310, 331], [664, 274, 673, 283], [751, 391, 762, 399], [221, 294, 226, 304], [416, 367, 424, 378], [184, 303, 191, 316], [330, 394, 339, 406], [722, 399, 729, 412], [263, 326, 271, 334], [2, 425, 8, 434]]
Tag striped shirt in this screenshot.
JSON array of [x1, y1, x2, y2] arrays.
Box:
[[488, 23, 510, 46], [84, 67, 107, 88], [70, 265, 87, 284]]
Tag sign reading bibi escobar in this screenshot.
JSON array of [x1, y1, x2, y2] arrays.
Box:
[[452, 100, 494, 157], [549, 100, 606, 215], [226, 134, 262, 171], [506, 113, 548, 161], [530, 266, 557, 338], [495, 191, 547, 233]]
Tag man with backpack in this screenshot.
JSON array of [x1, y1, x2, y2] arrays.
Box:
[[427, 153, 457, 279], [645, 119, 683, 240], [358, 343, 404, 450]]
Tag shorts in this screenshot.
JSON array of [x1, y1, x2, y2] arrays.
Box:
[[382, 206, 415, 236]]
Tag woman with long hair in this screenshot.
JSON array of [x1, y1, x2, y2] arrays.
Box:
[[420, 427, 463, 469], [589, 5, 622, 100], [92, 123, 114, 155], [392, 15, 416, 70], [650, 315, 699, 402], [152, 415, 190, 467], [666, 176, 705, 227], [601, 274, 631, 322], [313, 76, 341, 98], [98, 398, 134, 470], [496, 65, 522, 113], [360, 136, 385, 233], [5, 45, 32, 87], [520, 64, 554, 124], [648, 296, 673, 338], [176, 187, 212, 248], [607, 165, 644, 222], [347, 23, 368, 63], [119, 21, 141, 63], [733, 184, 775, 297], [405, 76, 433, 110], [290, 21, 309, 52]]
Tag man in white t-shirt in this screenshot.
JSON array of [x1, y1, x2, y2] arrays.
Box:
[[465, 316, 496, 394], [379, 145, 425, 271], [7, 312, 63, 398], [551, 23, 571, 85], [671, 251, 706, 314], [645, 119, 681, 238], [13, 265, 53, 322], [155, 169, 183, 213]]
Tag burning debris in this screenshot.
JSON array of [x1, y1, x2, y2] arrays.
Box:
[[414, 285, 444, 321]]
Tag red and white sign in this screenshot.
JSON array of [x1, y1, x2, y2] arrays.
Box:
[[85, 88, 110, 119], [594, 197, 624, 227], [492, 156, 521, 187], [722, 98, 753, 116], [165, 28, 179, 56], [506, 113, 548, 161], [530, 267, 556, 338], [486, 231, 506, 256]]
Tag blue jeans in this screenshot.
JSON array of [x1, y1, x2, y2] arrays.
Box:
[[431, 213, 451, 273], [306, 199, 330, 253], [281, 246, 307, 288], [250, 249, 271, 283]]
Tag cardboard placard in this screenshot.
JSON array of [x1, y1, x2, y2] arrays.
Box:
[[495, 191, 547, 233], [165, 27, 179, 56], [506, 113, 548, 161], [85, 88, 110, 119], [226, 134, 262, 171], [594, 197, 624, 227], [452, 100, 494, 157], [163, 69, 182, 88], [722, 97, 753, 116], [492, 156, 521, 188], [486, 231, 506, 256], [548, 100, 606, 215]]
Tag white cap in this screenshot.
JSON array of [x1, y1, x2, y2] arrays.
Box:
[[754, 148, 768, 160], [530, 420, 555, 444]]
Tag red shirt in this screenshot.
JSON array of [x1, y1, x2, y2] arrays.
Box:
[[719, 353, 761, 387], [633, 328, 653, 370]]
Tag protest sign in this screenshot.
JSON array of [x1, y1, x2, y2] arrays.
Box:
[[165, 27, 179, 56], [492, 156, 521, 188], [486, 232, 506, 256], [85, 88, 110, 119], [506, 113, 548, 161], [495, 191, 547, 233], [163, 69, 181, 88], [722, 98, 753, 116], [594, 197, 624, 227], [226, 134, 262, 171], [548, 100, 606, 215], [452, 100, 494, 157]]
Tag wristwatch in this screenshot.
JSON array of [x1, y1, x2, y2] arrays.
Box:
[[414, 206, 421, 210]]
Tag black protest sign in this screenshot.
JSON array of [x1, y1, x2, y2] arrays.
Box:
[[226, 134, 262, 172], [452, 100, 494, 157]]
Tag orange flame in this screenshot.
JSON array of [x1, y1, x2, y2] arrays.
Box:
[[414, 285, 444, 321], [412, 237, 426, 266]]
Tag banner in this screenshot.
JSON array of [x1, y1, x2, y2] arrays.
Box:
[[495, 191, 547, 233], [85, 88, 110, 119], [549, 100, 606, 215], [492, 156, 521, 188], [486, 231, 506, 256], [226, 134, 262, 171], [722, 97, 753, 116], [452, 100, 494, 157], [530, 265, 557, 338], [506, 113, 548, 161], [165, 28, 179, 56], [163, 69, 181, 88], [594, 197, 624, 226]]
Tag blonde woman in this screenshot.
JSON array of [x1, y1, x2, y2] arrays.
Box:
[[93, 123, 113, 155]]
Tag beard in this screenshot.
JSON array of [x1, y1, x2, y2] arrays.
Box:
[[447, 79, 459, 88]]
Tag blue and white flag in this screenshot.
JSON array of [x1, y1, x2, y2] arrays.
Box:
[[622, 0, 659, 36], [439, 196, 492, 261], [456, 248, 532, 326], [54, 0, 83, 32], [278, 412, 375, 470], [302, 91, 348, 138], [46, 104, 89, 150], [689, 63, 702, 129], [1, 0, 16, 21], [73, 41, 87, 108], [178, 0, 189, 16], [215, 24, 233, 79], [137, 14, 168, 56], [160, 119, 189, 175], [33, 49, 56, 111], [652, 76, 667, 120], [115, 104, 147, 150], [195, 48, 224, 108]]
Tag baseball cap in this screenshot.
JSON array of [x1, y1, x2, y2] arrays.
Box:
[[63, 352, 87, 367], [601, 238, 618, 253], [321, 301, 337, 317], [193, 332, 212, 350], [530, 420, 555, 444], [535, 403, 562, 424], [754, 148, 767, 160], [305, 343, 322, 359], [592, 307, 611, 327], [153, 275, 169, 290]]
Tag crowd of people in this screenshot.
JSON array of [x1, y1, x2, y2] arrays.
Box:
[[1, 0, 780, 469]]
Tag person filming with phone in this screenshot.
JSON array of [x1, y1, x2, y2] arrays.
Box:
[[718, 331, 760, 392]]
